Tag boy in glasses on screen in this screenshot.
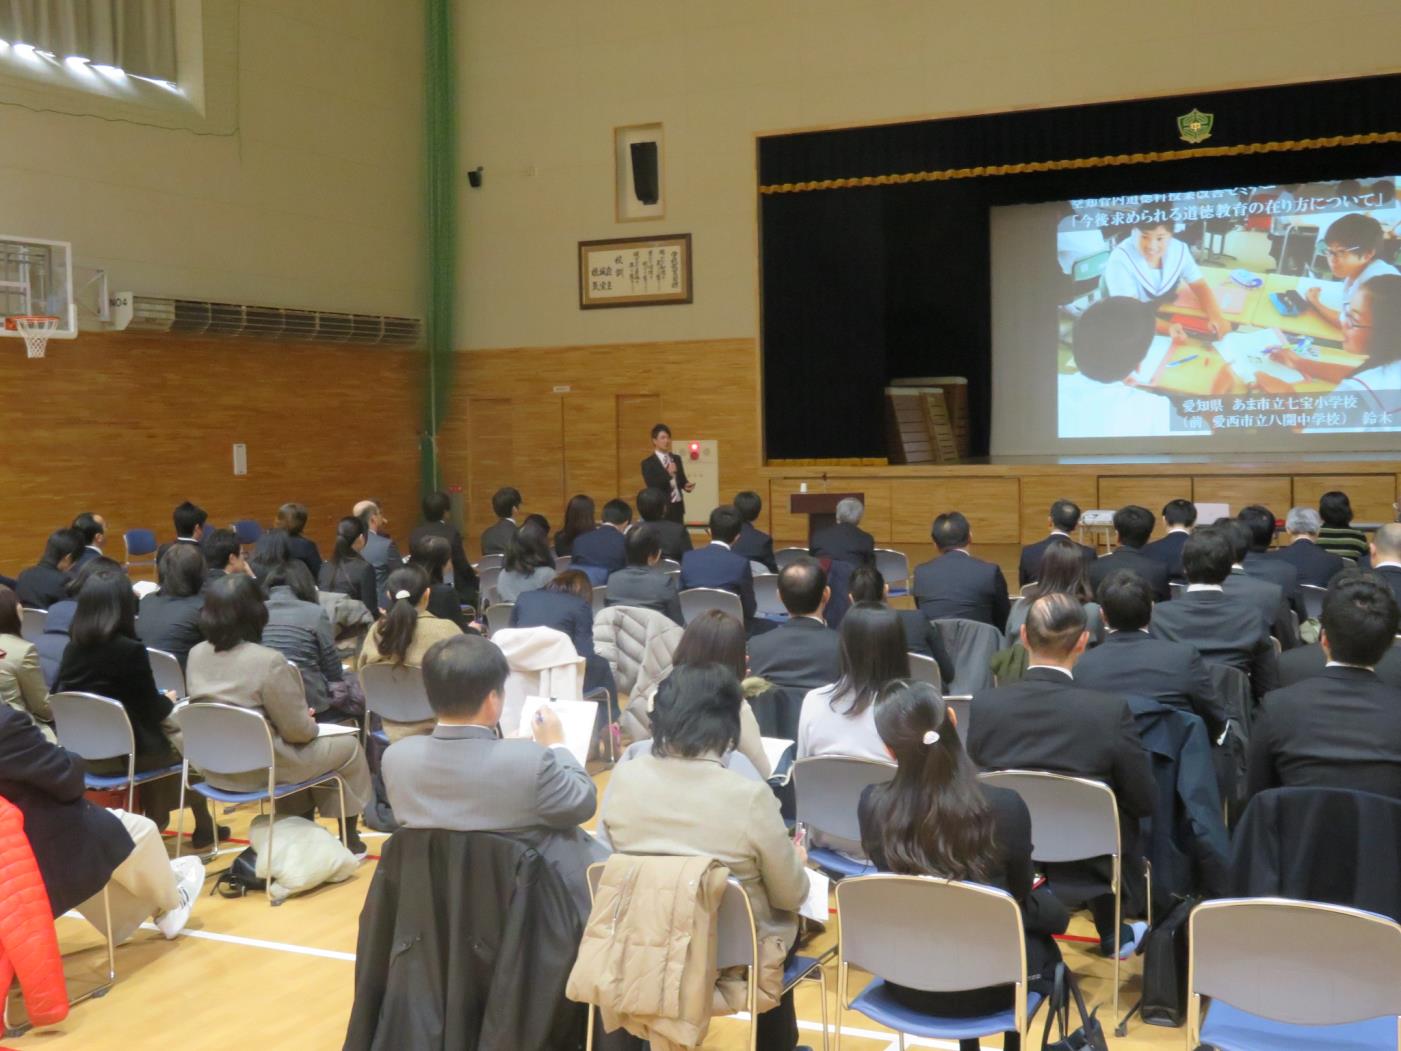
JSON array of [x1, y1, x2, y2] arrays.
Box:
[[1058, 296, 1175, 438], [1305, 213, 1399, 330]]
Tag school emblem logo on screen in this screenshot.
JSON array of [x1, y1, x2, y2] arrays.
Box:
[[1177, 108, 1214, 145]]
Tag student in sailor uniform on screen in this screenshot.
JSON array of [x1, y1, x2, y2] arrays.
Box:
[[1335, 273, 1401, 418], [1058, 296, 1175, 439], [1101, 218, 1229, 342]]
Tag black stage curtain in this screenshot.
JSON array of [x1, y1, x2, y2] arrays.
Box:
[[759, 74, 1401, 460]]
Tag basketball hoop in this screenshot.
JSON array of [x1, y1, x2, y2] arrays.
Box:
[[4, 315, 60, 358]]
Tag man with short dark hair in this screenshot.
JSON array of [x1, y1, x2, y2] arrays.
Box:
[[1237, 505, 1304, 621], [680, 505, 756, 624], [1018, 499, 1095, 587], [202, 527, 253, 586], [70, 512, 107, 570], [1075, 571, 1224, 731], [1218, 520, 1298, 649], [1369, 523, 1401, 607], [1088, 505, 1171, 602], [1141, 498, 1196, 582], [746, 557, 841, 690], [157, 501, 209, 572], [731, 490, 777, 573], [1150, 528, 1278, 699], [640, 423, 692, 524], [410, 490, 479, 602], [16, 528, 83, 608], [571, 499, 631, 578], [1277, 571, 1401, 688], [1249, 575, 1401, 800], [810, 497, 875, 568], [912, 511, 1010, 629], [635, 486, 693, 563], [1272, 507, 1347, 588], [605, 524, 682, 624], [968, 594, 1154, 957], [382, 634, 603, 910], [481, 486, 522, 557]]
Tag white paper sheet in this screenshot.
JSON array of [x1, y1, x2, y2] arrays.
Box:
[[519, 696, 599, 766], [316, 722, 358, 737], [761, 737, 794, 773], [800, 868, 831, 923]]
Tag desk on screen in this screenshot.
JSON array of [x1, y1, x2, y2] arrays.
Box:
[[1253, 275, 1346, 341], [1163, 265, 1264, 324]]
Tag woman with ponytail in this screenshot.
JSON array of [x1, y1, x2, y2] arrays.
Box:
[[318, 515, 380, 619], [355, 565, 462, 741], [857, 680, 1066, 1051]]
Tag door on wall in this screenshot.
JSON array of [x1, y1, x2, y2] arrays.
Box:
[[617, 394, 662, 500], [563, 393, 618, 511]]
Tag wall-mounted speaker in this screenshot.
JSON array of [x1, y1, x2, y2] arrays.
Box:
[[630, 142, 660, 205]]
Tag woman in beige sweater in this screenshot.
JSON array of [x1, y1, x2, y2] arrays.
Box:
[[0, 586, 52, 738]]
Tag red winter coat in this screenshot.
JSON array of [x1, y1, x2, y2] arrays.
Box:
[[0, 798, 68, 1028]]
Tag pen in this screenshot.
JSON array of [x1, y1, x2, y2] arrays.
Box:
[[1167, 354, 1199, 368]]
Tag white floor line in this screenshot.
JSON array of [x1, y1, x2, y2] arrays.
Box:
[[134, 922, 356, 961], [729, 1012, 961, 1048]]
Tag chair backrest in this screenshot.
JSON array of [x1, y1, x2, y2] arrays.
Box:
[[660, 558, 681, 576], [555, 554, 572, 571], [171, 701, 276, 776], [48, 691, 134, 761], [873, 548, 910, 588], [359, 662, 435, 723], [146, 647, 186, 698], [591, 585, 607, 614], [475, 553, 504, 572], [837, 874, 1027, 994], [753, 574, 785, 617], [19, 607, 47, 644], [944, 694, 972, 735], [934, 618, 1004, 694], [233, 519, 263, 545], [1191, 897, 1401, 1026], [793, 755, 896, 843], [775, 547, 807, 569], [1300, 583, 1327, 621], [679, 587, 744, 625], [123, 528, 158, 559], [1169, 581, 1188, 599], [1019, 582, 1037, 597], [978, 770, 1119, 863], [484, 601, 514, 637], [907, 651, 942, 690], [478, 566, 503, 594]]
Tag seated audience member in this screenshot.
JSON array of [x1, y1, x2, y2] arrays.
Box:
[[0, 585, 52, 733], [605, 524, 683, 625], [1018, 499, 1095, 587], [156, 500, 209, 570], [1005, 538, 1105, 645], [203, 526, 254, 587], [1237, 504, 1304, 619], [33, 555, 121, 688], [1372, 523, 1401, 606], [408, 534, 473, 630], [554, 494, 597, 558], [249, 528, 293, 584], [0, 704, 204, 942], [1075, 571, 1224, 732], [1278, 576, 1401, 688], [848, 566, 955, 684], [262, 560, 345, 715], [968, 594, 1154, 957], [810, 497, 876, 568], [510, 570, 617, 705], [137, 543, 207, 667], [731, 490, 777, 573], [353, 499, 402, 602], [357, 565, 463, 741], [1316, 490, 1370, 563], [188, 574, 373, 853], [56, 568, 220, 846], [599, 664, 810, 1051], [1272, 506, 1347, 588], [1334, 272, 1401, 417], [1219, 519, 1298, 648], [679, 505, 757, 625], [318, 515, 380, 619], [748, 558, 841, 690], [1087, 505, 1171, 602], [1150, 528, 1279, 699], [1141, 498, 1196, 582], [16, 528, 83, 609], [409, 489, 479, 602], [913, 511, 1011, 629], [481, 486, 523, 557], [382, 633, 604, 910], [522, 512, 551, 536], [571, 498, 631, 577], [635, 486, 693, 563], [797, 602, 911, 761], [70, 512, 108, 569], [497, 522, 557, 602], [1249, 574, 1401, 799], [270, 502, 323, 579], [860, 681, 1067, 1051]]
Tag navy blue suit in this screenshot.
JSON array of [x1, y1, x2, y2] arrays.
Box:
[[1270, 538, 1347, 589], [1018, 534, 1095, 587], [1141, 530, 1190, 583], [912, 550, 1010, 630], [509, 589, 615, 699], [569, 526, 627, 576], [732, 522, 777, 573], [680, 543, 755, 623]]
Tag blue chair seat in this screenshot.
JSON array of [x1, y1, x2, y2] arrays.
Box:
[[888, 585, 910, 597], [758, 611, 789, 623], [851, 978, 1043, 1040], [808, 847, 875, 878], [188, 772, 340, 805], [1201, 1001, 1398, 1051], [783, 954, 825, 990], [85, 764, 182, 791]]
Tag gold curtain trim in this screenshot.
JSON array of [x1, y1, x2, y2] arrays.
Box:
[[758, 131, 1401, 194]]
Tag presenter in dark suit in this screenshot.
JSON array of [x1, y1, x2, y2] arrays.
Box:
[[635, 487, 693, 563], [1248, 575, 1401, 800], [640, 423, 692, 525], [912, 511, 1010, 629], [605, 525, 683, 624], [480, 486, 522, 557], [1140, 498, 1196, 582], [1087, 506, 1171, 602], [732, 490, 777, 573], [747, 558, 842, 690], [1018, 499, 1096, 587], [1272, 507, 1347, 588], [1237, 505, 1305, 621], [679, 505, 756, 625], [848, 565, 955, 685], [967, 594, 1154, 956], [1369, 524, 1401, 607], [570, 499, 631, 577], [1076, 570, 1224, 731], [810, 498, 876, 568]]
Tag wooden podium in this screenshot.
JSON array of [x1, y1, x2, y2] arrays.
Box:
[[789, 492, 864, 547]]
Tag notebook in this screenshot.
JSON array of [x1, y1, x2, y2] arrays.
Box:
[[518, 696, 599, 766]]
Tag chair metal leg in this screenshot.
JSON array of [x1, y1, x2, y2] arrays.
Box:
[[815, 967, 830, 1051], [4, 887, 117, 1038], [173, 762, 188, 860], [125, 753, 136, 814], [335, 776, 348, 849], [585, 1002, 595, 1051], [834, 962, 846, 1051], [267, 775, 280, 907], [1112, 854, 1122, 1023]]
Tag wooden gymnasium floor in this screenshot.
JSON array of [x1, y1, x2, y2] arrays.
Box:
[[8, 763, 1191, 1051]]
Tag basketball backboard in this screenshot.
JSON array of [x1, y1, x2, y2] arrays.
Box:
[[0, 236, 77, 340]]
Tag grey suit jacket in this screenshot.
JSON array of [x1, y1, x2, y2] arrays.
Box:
[[362, 530, 403, 602], [605, 565, 683, 624]]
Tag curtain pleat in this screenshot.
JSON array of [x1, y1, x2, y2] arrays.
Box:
[[0, 0, 176, 81]]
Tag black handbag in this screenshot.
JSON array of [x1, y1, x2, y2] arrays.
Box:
[[1140, 895, 1200, 1027], [1041, 963, 1110, 1051], [213, 846, 266, 898]]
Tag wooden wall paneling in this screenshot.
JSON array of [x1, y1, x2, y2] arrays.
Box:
[[510, 398, 566, 526], [1291, 474, 1398, 523], [616, 393, 662, 504], [1019, 476, 1099, 544], [887, 478, 1019, 545], [463, 398, 514, 542], [858, 481, 894, 544], [1191, 475, 1291, 518], [768, 478, 810, 544], [1096, 476, 1193, 540], [563, 393, 618, 510]]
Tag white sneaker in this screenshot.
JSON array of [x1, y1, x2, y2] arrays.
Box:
[[1117, 920, 1149, 960], [155, 855, 205, 939]]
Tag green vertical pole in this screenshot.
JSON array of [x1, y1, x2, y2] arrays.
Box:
[[422, 0, 456, 498]]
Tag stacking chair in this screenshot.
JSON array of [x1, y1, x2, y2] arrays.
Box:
[[753, 574, 787, 620], [1300, 583, 1327, 621], [555, 555, 573, 571], [775, 547, 808, 570], [792, 755, 896, 878], [660, 558, 681, 579], [583, 863, 829, 1051], [484, 601, 514, 637], [474, 553, 504, 573], [171, 701, 350, 899], [835, 874, 1045, 1051], [146, 647, 186, 699], [873, 549, 911, 596], [977, 770, 1149, 1022], [590, 585, 607, 614], [1019, 582, 1038, 598], [49, 691, 182, 813], [478, 566, 503, 599], [122, 528, 158, 577], [906, 652, 942, 691], [19, 606, 46, 644], [679, 587, 744, 625], [359, 662, 435, 745], [943, 695, 972, 736], [1189, 897, 1401, 1050]]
